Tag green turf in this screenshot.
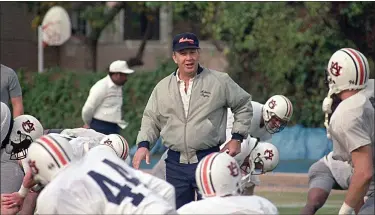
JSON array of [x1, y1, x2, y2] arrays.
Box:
[[256, 190, 345, 215]]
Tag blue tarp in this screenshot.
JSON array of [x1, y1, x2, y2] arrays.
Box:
[[272, 124, 333, 160], [130, 124, 333, 161]]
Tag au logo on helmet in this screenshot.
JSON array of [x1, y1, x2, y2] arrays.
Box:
[[227, 161, 239, 177], [264, 149, 274, 161], [103, 139, 113, 148], [330, 61, 342, 77], [268, 99, 277, 109], [22, 120, 35, 133]]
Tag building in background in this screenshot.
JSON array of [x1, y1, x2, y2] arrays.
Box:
[[0, 2, 227, 72]]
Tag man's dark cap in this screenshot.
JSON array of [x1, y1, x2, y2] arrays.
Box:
[[172, 32, 200, 52]]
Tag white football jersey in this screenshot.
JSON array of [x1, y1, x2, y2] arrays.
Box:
[[48, 130, 132, 165], [60, 128, 105, 140], [178, 195, 278, 214], [322, 152, 352, 189], [48, 131, 104, 159], [363, 79, 374, 99], [328, 90, 374, 196], [227, 101, 272, 142], [35, 146, 176, 214]]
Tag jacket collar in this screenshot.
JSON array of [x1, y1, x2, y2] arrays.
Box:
[[173, 64, 204, 76]]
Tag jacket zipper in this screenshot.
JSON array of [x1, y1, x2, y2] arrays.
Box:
[[178, 78, 196, 164]]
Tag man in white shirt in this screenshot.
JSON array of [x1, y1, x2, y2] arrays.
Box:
[[26, 134, 176, 214], [82, 60, 134, 135]]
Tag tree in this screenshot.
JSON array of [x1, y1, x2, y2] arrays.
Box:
[[167, 2, 372, 127], [328, 2, 375, 68], [27, 2, 160, 71]]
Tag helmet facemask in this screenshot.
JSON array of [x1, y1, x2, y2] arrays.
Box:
[[9, 131, 34, 160], [239, 153, 266, 187], [249, 145, 279, 175], [251, 153, 268, 175], [264, 112, 288, 134]]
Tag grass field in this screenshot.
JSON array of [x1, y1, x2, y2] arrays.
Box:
[[256, 190, 345, 215]]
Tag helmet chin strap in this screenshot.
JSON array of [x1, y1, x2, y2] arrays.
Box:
[[322, 88, 337, 139], [240, 158, 256, 186]]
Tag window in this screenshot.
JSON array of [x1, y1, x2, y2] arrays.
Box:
[[70, 10, 90, 36], [123, 7, 160, 40]]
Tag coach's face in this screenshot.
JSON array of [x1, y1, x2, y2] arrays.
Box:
[[173, 48, 200, 75]]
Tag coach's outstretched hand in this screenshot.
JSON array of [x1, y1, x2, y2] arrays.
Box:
[[133, 147, 151, 169]]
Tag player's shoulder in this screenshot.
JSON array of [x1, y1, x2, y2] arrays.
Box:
[[38, 177, 65, 201], [91, 75, 110, 90], [251, 100, 264, 107], [334, 93, 372, 119], [251, 101, 264, 113], [362, 79, 374, 98], [87, 145, 112, 156], [229, 195, 278, 213], [177, 199, 211, 214], [62, 128, 104, 138], [86, 145, 121, 163]]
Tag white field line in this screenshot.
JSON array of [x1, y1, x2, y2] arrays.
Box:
[[277, 202, 341, 208]]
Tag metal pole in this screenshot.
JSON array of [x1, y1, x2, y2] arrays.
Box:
[[38, 26, 44, 73]]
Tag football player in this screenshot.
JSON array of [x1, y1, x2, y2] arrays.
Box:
[[302, 77, 374, 215], [1, 114, 44, 194], [45, 128, 132, 164], [177, 152, 278, 214], [322, 48, 374, 215], [26, 134, 176, 214], [2, 130, 131, 214], [226, 95, 293, 142], [301, 152, 353, 215], [0, 114, 44, 215]]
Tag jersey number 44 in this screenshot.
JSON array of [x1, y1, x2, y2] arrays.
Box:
[[88, 159, 145, 206]]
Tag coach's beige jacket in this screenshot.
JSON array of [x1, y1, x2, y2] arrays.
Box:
[[136, 65, 253, 164]]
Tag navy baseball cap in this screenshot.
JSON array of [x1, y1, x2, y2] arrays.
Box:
[[172, 32, 200, 52]]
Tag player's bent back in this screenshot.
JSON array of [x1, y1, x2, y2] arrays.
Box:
[[35, 146, 176, 214], [177, 195, 278, 214]]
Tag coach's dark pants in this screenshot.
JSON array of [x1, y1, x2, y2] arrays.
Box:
[[165, 146, 220, 209], [90, 118, 120, 135]]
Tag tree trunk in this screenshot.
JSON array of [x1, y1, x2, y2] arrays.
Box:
[[82, 38, 98, 71], [85, 2, 127, 71], [127, 16, 154, 67], [89, 39, 98, 72]]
